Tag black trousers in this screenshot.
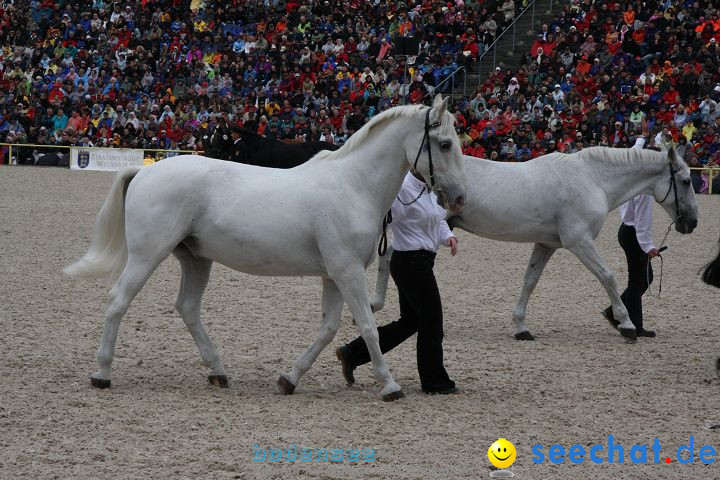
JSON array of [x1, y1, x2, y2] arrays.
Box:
[[610, 223, 653, 329], [346, 249, 454, 391]]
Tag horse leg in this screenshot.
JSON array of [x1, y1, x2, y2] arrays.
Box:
[[333, 266, 403, 401], [701, 244, 720, 288], [278, 277, 344, 394], [90, 256, 160, 388], [564, 239, 637, 341], [512, 243, 556, 340], [173, 245, 228, 387], [370, 245, 393, 312]]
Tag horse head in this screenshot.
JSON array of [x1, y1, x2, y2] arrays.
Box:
[[653, 146, 698, 234], [206, 127, 232, 159], [407, 94, 467, 212]]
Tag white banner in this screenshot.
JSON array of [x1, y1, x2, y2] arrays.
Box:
[[70, 147, 145, 171]]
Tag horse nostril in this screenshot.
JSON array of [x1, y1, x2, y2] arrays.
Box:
[[454, 195, 465, 209], [691, 219, 698, 230]]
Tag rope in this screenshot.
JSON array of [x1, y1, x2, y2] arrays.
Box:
[[397, 184, 427, 205], [378, 210, 392, 257], [378, 183, 428, 256], [646, 221, 673, 298]]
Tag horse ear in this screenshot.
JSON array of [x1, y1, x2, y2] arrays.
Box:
[[433, 96, 449, 118], [667, 145, 678, 166], [433, 94, 444, 108], [430, 97, 449, 125]]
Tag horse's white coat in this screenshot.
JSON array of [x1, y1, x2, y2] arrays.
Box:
[[371, 147, 699, 340], [65, 97, 467, 398]]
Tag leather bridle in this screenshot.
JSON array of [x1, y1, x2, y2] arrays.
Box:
[[411, 107, 441, 189], [659, 162, 684, 224], [378, 107, 442, 257]]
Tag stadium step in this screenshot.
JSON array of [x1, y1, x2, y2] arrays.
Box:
[[453, 0, 563, 94]]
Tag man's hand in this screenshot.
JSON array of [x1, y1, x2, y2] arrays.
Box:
[[448, 237, 458, 256], [648, 248, 660, 259]]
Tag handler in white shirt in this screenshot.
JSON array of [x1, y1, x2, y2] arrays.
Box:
[[336, 171, 460, 394], [603, 122, 659, 337]]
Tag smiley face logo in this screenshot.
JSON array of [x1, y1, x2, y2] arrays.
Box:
[[488, 438, 516, 469]]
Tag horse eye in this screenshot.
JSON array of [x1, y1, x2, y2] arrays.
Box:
[[440, 141, 451, 150], [683, 179, 691, 186]]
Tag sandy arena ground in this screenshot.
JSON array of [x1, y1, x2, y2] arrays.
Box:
[[1, 165, 720, 479]]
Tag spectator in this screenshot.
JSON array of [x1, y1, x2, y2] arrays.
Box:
[[0, 0, 715, 180], [51, 109, 69, 134]]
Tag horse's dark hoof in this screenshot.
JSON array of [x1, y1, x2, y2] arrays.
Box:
[[620, 327, 637, 342], [90, 377, 111, 389], [602, 309, 619, 330], [715, 358, 720, 380], [382, 390, 405, 402], [208, 374, 229, 388], [278, 374, 296, 395], [514, 331, 535, 341]]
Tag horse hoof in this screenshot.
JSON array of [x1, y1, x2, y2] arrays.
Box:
[[90, 377, 111, 389], [208, 374, 229, 388], [278, 374, 296, 395], [514, 331, 535, 341], [715, 358, 720, 380], [620, 327, 637, 342], [382, 390, 405, 402]]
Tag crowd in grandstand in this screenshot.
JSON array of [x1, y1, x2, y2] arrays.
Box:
[[1, 0, 720, 189], [0, 0, 515, 153]]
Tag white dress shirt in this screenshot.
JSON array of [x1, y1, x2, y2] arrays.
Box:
[[619, 137, 656, 253], [391, 172, 455, 253]]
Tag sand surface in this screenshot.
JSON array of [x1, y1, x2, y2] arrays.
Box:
[[1, 165, 720, 479]]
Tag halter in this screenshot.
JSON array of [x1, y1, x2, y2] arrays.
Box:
[[659, 161, 684, 224], [412, 107, 441, 189], [378, 107, 441, 257]]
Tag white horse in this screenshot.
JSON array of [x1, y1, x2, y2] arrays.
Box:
[[64, 96, 467, 401], [371, 147, 698, 341]]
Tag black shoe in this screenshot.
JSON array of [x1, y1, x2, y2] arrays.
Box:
[[422, 386, 460, 395], [335, 345, 355, 385], [602, 307, 620, 330], [636, 328, 656, 338]]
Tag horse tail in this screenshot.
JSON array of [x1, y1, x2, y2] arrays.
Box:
[[64, 167, 142, 278], [701, 239, 720, 288]]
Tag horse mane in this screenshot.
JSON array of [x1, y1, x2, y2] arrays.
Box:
[[576, 146, 686, 168], [238, 128, 265, 140], [312, 104, 438, 161]]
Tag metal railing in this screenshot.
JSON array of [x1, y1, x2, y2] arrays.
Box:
[[426, 66, 467, 98], [475, 0, 539, 88], [3, 143, 716, 193], [690, 167, 720, 194], [0, 143, 200, 166]]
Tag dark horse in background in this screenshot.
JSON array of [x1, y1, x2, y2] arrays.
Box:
[[704, 242, 720, 289], [206, 126, 338, 167], [701, 235, 720, 377]]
